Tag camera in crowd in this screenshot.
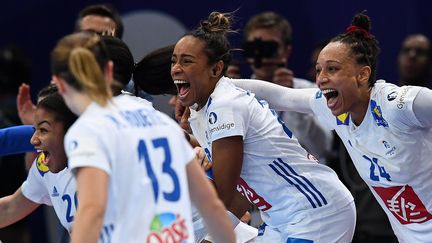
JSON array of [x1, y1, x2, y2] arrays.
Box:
[[242, 38, 282, 68]]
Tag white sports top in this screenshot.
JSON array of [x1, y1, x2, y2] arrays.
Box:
[[310, 81, 432, 242], [65, 95, 196, 243], [22, 152, 76, 232], [189, 77, 353, 228]]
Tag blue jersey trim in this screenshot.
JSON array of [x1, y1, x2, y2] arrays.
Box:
[[269, 158, 327, 208], [277, 159, 328, 206], [269, 162, 317, 208]]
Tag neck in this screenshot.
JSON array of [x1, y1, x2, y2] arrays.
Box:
[[67, 91, 93, 116], [197, 76, 221, 111], [350, 88, 371, 126]]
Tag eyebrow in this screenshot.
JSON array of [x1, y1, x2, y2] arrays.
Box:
[[325, 60, 342, 64], [172, 53, 195, 58], [36, 120, 51, 127]]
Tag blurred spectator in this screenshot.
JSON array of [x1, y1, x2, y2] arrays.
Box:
[[75, 3, 124, 39], [398, 34, 431, 87]]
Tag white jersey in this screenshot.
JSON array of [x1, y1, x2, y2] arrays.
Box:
[[65, 95, 196, 243], [189, 77, 353, 229], [310, 80, 432, 242], [21, 152, 76, 232]]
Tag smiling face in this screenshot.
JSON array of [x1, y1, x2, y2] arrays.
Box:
[[171, 36, 216, 110], [31, 107, 68, 173], [316, 41, 371, 123]]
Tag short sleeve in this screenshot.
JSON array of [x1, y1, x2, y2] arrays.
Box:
[[384, 85, 423, 130], [64, 122, 112, 175], [21, 157, 52, 205], [206, 99, 246, 142]]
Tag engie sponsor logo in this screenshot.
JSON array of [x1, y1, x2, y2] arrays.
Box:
[[397, 87, 409, 109], [209, 122, 235, 134], [147, 213, 189, 243]]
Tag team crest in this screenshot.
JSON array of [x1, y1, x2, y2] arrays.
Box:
[[370, 100, 388, 127], [36, 152, 49, 176], [336, 113, 350, 125]]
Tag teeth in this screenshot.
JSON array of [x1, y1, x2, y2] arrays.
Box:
[[36, 149, 43, 153], [321, 89, 336, 94], [174, 80, 188, 84]]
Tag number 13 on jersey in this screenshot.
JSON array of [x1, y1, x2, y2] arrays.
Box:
[[138, 137, 180, 202]]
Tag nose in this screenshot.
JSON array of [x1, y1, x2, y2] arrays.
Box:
[[30, 131, 40, 146], [171, 62, 181, 78], [316, 72, 328, 87]]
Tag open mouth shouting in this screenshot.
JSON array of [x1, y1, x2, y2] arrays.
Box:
[[321, 88, 339, 110], [174, 80, 191, 100]]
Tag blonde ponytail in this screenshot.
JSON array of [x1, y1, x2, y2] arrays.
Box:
[[68, 47, 110, 106]]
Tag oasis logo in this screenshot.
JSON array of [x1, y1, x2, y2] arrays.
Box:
[[209, 123, 235, 134], [387, 91, 398, 101], [147, 213, 189, 243], [208, 112, 217, 124]]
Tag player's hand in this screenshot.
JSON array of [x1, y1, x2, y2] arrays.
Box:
[[175, 99, 191, 132], [17, 83, 36, 125], [194, 147, 212, 172], [240, 211, 251, 224], [273, 67, 294, 88]]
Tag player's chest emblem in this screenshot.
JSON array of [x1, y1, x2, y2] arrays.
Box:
[[373, 185, 432, 224]]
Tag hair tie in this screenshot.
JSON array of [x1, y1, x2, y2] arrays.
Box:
[[346, 25, 371, 38]]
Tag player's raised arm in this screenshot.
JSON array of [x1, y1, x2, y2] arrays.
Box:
[[232, 79, 316, 113]]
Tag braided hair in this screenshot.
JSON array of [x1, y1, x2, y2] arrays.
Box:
[[185, 12, 233, 75], [331, 11, 381, 87]]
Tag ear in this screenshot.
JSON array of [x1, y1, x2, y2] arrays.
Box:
[[358, 66, 372, 85], [104, 60, 114, 87], [211, 60, 224, 77], [52, 75, 66, 95]]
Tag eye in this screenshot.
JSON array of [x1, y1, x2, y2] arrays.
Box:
[[327, 66, 338, 72], [39, 128, 48, 134]]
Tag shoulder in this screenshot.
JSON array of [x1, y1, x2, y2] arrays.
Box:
[[373, 81, 422, 110], [211, 77, 254, 106], [372, 81, 423, 128]]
